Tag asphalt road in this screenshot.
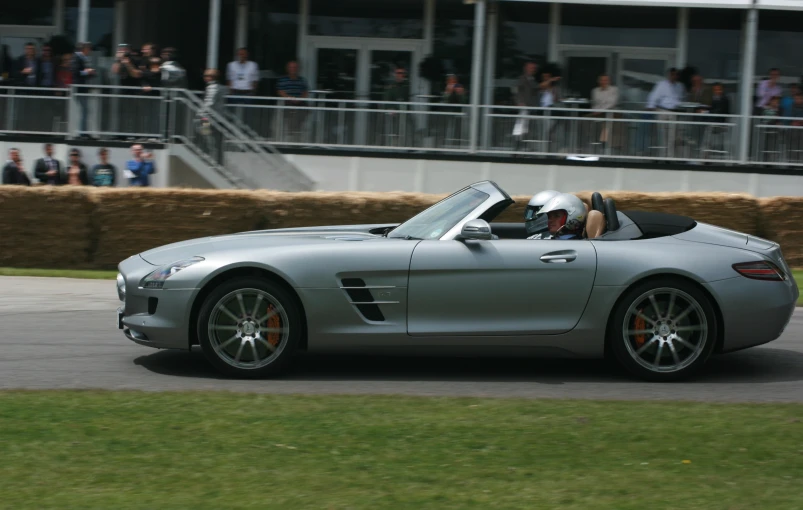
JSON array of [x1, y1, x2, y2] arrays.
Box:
[[1, 276, 802, 403]]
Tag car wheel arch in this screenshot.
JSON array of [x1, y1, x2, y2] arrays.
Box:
[[188, 266, 308, 351], [602, 272, 725, 360]]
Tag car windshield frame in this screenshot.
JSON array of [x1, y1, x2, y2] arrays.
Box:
[[387, 182, 508, 241]]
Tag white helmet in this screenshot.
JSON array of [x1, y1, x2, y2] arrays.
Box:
[[537, 193, 587, 236], [524, 190, 560, 236]]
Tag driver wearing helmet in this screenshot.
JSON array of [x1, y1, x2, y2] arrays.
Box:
[[532, 193, 587, 240], [524, 189, 560, 240]]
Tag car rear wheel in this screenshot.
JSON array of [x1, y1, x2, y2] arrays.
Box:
[[609, 278, 718, 382], [197, 276, 301, 378]]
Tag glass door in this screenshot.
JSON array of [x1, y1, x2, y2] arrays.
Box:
[[618, 55, 674, 110]]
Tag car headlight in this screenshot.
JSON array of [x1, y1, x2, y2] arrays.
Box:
[[117, 273, 126, 301], [139, 256, 205, 289]]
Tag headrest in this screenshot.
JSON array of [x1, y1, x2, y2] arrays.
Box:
[[586, 210, 607, 239]]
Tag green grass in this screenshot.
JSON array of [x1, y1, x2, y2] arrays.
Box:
[[0, 391, 801, 509], [0, 267, 118, 279]]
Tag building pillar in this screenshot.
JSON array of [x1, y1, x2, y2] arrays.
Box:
[[207, 0, 222, 69], [113, 0, 126, 48], [77, 0, 90, 42], [298, 0, 310, 79], [676, 7, 688, 69], [54, 0, 65, 34], [483, 1, 497, 107], [548, 2, 560, 63], [235, 0, 248, 50], [739, 8, 758, 164], [469, 0, 486, 153]]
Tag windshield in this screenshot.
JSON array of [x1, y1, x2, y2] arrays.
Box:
[[388, 187, 490, 240]]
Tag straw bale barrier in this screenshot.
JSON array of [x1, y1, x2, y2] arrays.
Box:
[[0, 186, 95, 269], [0, 186, 796, 270], [758, 197, 803, 266]]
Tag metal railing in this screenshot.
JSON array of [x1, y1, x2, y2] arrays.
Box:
[[0, 86, 70, 135], [3, 85, 803, 170], [481, 105, 741, 164], [750, 116, 803, 166], [171, 89, 314, 191], [225, 95, 472, 152]]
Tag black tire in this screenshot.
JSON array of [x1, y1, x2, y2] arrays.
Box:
[[608, 277, 718, 382], [197, 276, 302, 378]]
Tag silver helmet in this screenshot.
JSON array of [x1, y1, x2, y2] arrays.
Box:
[[537, 193, 587, 236], [524, 190, 560, 236]]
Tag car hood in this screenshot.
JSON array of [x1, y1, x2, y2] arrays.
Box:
[[137, 223, 399, 265]]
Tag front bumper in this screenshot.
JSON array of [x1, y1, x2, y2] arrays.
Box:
[[117, 255, 198, 350]]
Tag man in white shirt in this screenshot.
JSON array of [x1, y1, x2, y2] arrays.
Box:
[[226, 48, 259, 103], [646, 68, 685, 111]]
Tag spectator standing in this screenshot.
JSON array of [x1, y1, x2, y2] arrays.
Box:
[[91, 148, 117, 187], [781, 83, 800, 118], [515, 61, 539, 108], [687, 74, 712, 111], [2, 148, 31, 186], [756, 69, 782, 110], [124, 144, 156, 187], [442, 74, 468, 104], [589, 74, 620, 148], [709, 82, 731, 120], [159, 47, 187, 88], [277, 61, 309, 141], [226, 48, 259, 102], [14, 42, 39, 87], [141, 57, 163, 96], [38, 45, 56, 90], [33, 143, 64, 185], [56, 52, 73, 93], [71, 42, 96, 137], [65, 148, 90, 185], [646, 68, 685, 111]]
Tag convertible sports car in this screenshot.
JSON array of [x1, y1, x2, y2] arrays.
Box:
[[116, 181, 798, 381]]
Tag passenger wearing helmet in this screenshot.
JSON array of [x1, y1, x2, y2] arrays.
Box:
[[533, 193, 587, 240], [524, 189, 560, 240]]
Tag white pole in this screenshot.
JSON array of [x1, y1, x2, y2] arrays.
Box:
[[548, 2, 560, 63], [207, 0, 222, 69], [739, 7, 758, 164], [54, 0, 65, 34], [235, 0, 248, 50], [676, 7, 688, 69], [113, 0, 126, 48], [483, 1, 497, 107], [77, 0, 90, 43], [298, 0, 310, 79], [469, 0, 486, 153]]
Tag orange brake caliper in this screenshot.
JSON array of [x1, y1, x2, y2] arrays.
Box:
[[633, 309, 646, 347], [266, 305, 281, 347]]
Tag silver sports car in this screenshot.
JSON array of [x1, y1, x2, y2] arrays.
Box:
[[116, 181, 798, 381]]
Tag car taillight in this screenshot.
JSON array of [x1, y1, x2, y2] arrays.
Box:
[[732, 261, 787, 281]]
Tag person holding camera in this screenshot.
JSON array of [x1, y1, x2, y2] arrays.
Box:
[[124, 144, 156, 187]]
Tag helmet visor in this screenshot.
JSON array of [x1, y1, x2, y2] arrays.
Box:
[[524, 205, 548, 235]]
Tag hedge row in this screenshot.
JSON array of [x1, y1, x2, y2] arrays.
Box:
[[0, 186, 796, 270]]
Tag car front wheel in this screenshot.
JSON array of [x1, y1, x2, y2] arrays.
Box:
[[609, 278, 718, 382], [197, 276, 301, 378]]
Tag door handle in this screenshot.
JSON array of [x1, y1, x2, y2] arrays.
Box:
[[540, 251, 577, 263]]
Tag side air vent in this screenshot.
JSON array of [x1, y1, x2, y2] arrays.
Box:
[[340, 278, 386, 322]]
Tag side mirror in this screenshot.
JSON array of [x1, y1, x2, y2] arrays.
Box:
[[459, 219, 493, 241]]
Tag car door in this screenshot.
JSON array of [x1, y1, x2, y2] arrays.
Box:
[[406, 238, 598, 336]]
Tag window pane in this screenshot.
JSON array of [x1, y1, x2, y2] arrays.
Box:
[[756, 9, 803, 82], [688, 8, 742, 112], [247, 0, 299, 83], [495, 1, 549, 104], [432, 0, 475, 90], [561, 5, 677, 48], [64, 0, 116, 57], [308, 0, 424, 39], [0, 0, 54, 25]]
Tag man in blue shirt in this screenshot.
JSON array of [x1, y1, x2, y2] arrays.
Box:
[[125, 144, 155, 186]]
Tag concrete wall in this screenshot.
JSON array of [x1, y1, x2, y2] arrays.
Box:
[[4, 139, 803, 198], [0, 140, 169, 188], [285, 154, 803, 198]]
